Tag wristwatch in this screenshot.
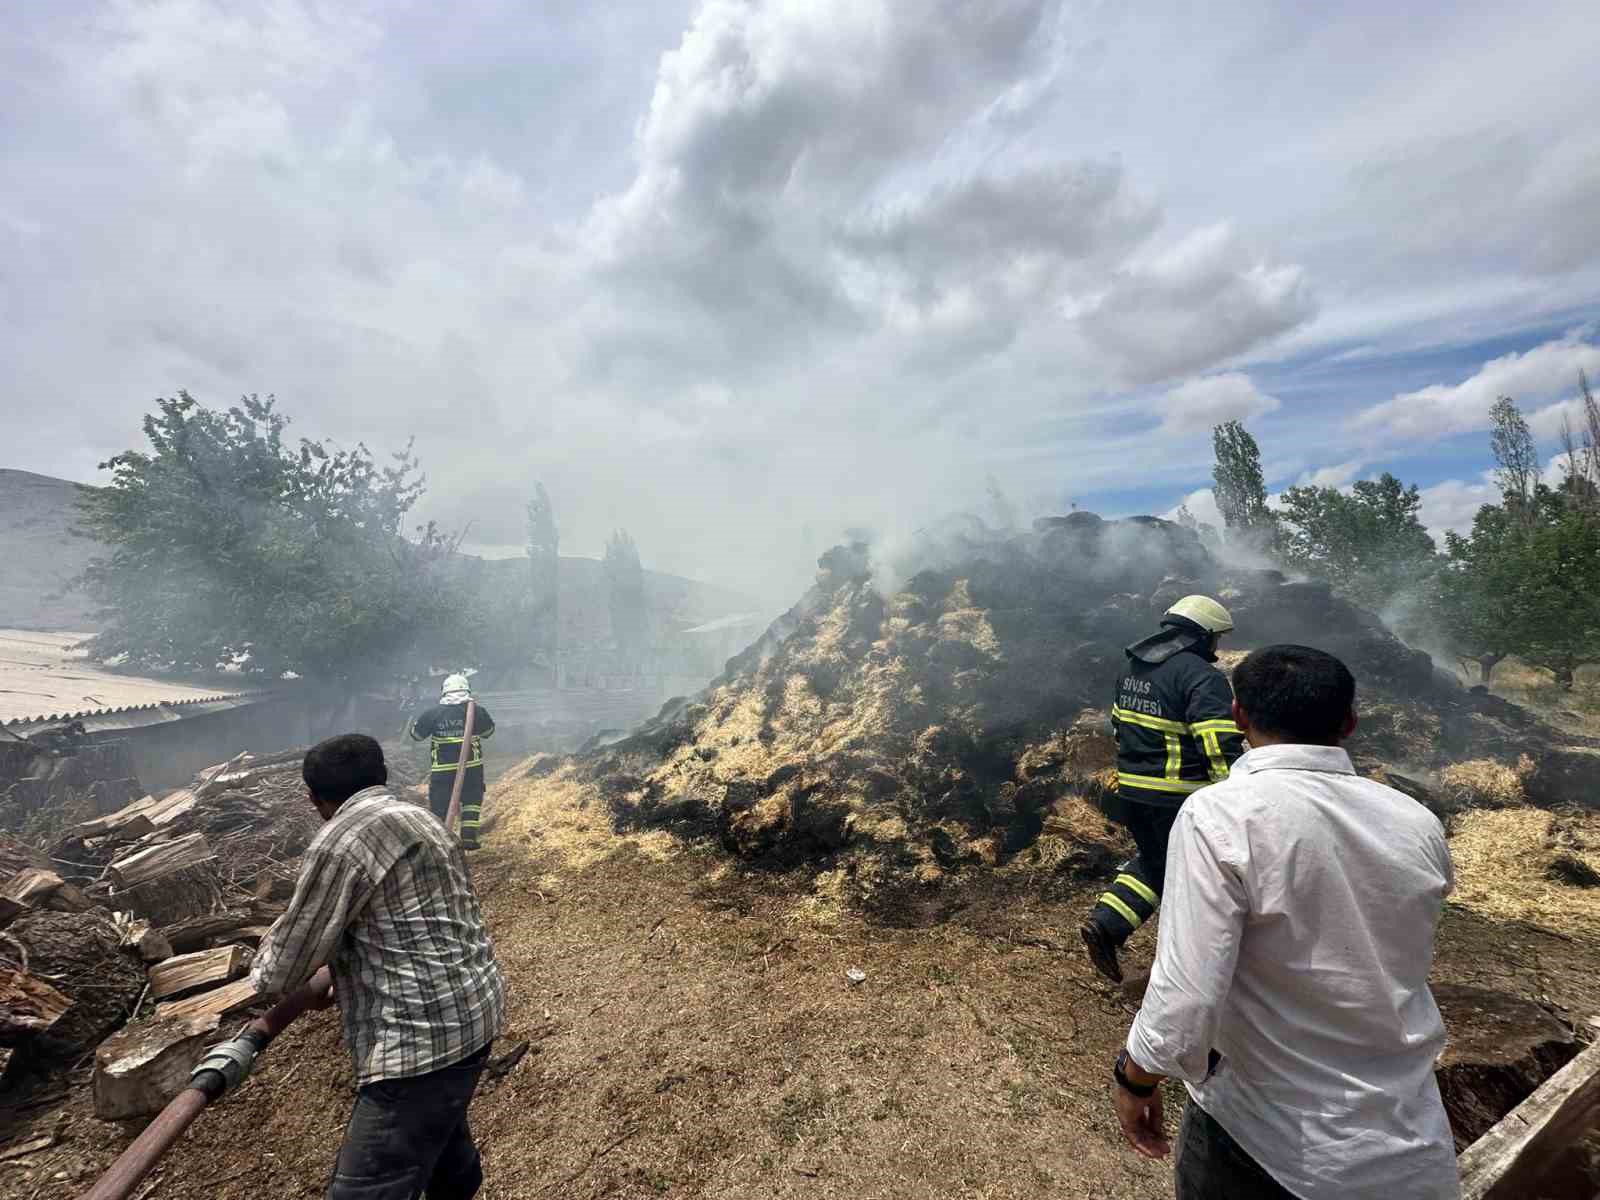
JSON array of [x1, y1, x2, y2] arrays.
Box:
[[1114, 1048, 1157, 1098]]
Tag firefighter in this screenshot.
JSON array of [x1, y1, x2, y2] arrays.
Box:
[[409, 673, 496, 849], [1080, 595, 1245, 984]]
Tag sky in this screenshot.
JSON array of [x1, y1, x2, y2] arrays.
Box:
[[3, 0, 1598, 608]]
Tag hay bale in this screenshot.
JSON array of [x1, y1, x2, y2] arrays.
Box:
[[1440, 757, 1532, 810], [1448, 808, 1600, 935]]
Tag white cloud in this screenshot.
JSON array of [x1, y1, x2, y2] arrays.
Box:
[[1415, 474, 1497, 545], [1158, 372, 1280, 436], [1355, 330, 1600, 440], [1294, 459, 1365, 489], [1076, 225, 1315, 384], [1163, 487, 1223, 530]]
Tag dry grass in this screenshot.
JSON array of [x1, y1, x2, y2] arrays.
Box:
[[1438, 756, 1533, 809], [1448, 807, 1600, 934]]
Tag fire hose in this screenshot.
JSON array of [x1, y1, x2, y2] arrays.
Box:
[[78, 967, 334, 1200], [443, 697, 477, 840]]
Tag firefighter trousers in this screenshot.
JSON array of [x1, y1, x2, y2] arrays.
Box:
[[428, 768, 486, 848], [1089, 800, 1178, 947]]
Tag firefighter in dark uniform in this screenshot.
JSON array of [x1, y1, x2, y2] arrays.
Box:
[[408, 673, 496, 849], [1080, 595, 1246, 983]]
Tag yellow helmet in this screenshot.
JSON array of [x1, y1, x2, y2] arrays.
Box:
[[1165, 594, 1234, 634]]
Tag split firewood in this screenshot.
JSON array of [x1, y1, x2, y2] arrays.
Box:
[[160, 908, 281, 955], [0, 969, 72, 1045], [154, 977, 258, 1022], [121, 919, 173, 964], [0, 868, 90, 913], [107, 832, 214, 889], [69, 797, 159, 840], [147, 945, 249, 1002], [147, 788, 198, 827], [93, 1010, 223, 1120]]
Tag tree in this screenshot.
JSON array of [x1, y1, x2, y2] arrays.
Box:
[[602, 529, 648, 665], [1489, 396, 1538, 528], [1277, 473, 1440, 614], [525, 483, 559, 662], [1211, 420, 1277, 547], [1441, 394, 1600, 689], [1172, 503, 1221, 554], [77, 392, 477, 684], [1557, 369, 1600, 518]]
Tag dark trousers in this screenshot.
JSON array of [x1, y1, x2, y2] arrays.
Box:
[[328, 1045, 491, 1200], [1091, 799, 1180, 945], [1175, 1102, 1295, 1199], [428, 769, 485, 846]]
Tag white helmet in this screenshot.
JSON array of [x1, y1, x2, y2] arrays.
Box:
[[1164, 595, 1234, 635], [441, 673, 472, 700]]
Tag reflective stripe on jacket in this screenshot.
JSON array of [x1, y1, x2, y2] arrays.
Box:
[[1112, 651, 1245, 807], [409, 702, 497, 774]]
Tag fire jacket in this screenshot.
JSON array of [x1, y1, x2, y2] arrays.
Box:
[[410, 702, 497, 774], [1112, 649, 1245, 809]]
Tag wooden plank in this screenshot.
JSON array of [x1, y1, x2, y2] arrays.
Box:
[[146, 945, 247, 1002], [154, 977, 258, 1023], [107, 832, 214, 888], [1459, 1037, 1600, 1200], [0, 969, 72, 1045]]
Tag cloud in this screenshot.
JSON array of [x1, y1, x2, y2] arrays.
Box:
[[1292, 459, 1366, 489], [1164, 487, 1223, 530], [4, 0, 1600, 612], [1157, 372, 1280, 436], [1075, 225, 1315, 384], [1355, 329, 1600, 440], [1415, 475, 1497, 545]]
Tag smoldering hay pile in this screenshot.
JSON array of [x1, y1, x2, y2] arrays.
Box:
[[507, 513, 1599, 910]]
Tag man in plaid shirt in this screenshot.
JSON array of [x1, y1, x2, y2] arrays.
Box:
[[227, 734, 505, 1199]]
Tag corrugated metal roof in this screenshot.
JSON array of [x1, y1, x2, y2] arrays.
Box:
[[3, 691, 271, 733], [0, 629, 269, 727]]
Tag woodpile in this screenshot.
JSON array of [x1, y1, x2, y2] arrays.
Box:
[[0, 747, 324, 1116]]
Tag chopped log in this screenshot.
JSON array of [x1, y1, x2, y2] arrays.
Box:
[[122, 920, 172, 964], [116, 865, 222, 927], [0, 869, 91, 913], [107, 833, 214, 889], [147, 788, 198, 827], [160, 906, 283, 955], [1, 869, 65, 907], [8, 910, 144, 1056], [0, 970, 71, 1045], [70, 797, 158, 840], [147, 946, 248, 1002], [154, 977, 258, 1023], [93, 1011, 222, 1120], [1458, 1038, 1600, 1200]]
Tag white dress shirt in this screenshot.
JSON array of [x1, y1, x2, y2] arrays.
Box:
[[1126, 744, 1460, 1200]]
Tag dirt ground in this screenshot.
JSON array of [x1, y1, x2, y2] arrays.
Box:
[[5, 764, 1600, 1200]]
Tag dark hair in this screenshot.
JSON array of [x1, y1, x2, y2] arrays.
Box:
[[1232, 645, 1356, 744], [302, 734, 388, 806]]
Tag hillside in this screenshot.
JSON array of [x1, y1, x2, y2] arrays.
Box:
[[0, 469, 756, 644], [0, 470, 100, 631]]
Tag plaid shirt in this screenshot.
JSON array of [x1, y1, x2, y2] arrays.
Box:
[[251, 786, 505, 1083]]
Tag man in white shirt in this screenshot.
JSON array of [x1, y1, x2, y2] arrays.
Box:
[[1111, 644, 1460, 1199]]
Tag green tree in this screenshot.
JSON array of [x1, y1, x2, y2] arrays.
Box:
[[1277, 473, 1440, 613], [1211, 420, 1277, 548], [603, 529, 648, 664], [525, 483, 560, 663], [77, 392, 477, 684], [1441, 392, 1600, 689]]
